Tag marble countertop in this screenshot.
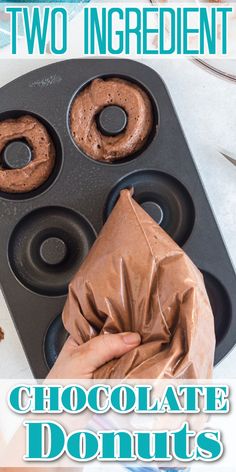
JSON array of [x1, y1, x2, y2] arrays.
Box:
[[0, 56, 235, 379]]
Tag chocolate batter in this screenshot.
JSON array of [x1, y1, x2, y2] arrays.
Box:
[[0, 327, 4, 342], [70, 78, 154, 162], [63, 189, 215, 379], [0, 115, 55, 193]]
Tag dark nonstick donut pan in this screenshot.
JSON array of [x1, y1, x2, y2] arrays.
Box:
[[0, 59, 235, 378]]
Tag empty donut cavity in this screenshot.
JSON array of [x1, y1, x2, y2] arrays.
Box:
[[203, 271, 232, 346], [8, 207, 96, 296], [104, 170, 195, 246], [44, 314, 68, 369]]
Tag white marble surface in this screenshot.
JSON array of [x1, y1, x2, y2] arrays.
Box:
[[0, 56, 235, 379]]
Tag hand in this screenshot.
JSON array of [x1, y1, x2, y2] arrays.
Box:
[[47, 332, 141, 379], [0, 333, 141, 468]]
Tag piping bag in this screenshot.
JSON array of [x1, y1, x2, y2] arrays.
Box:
[[62, 189, 215, 379]]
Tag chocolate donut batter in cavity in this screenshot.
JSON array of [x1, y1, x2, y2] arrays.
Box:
[[0, 115, 55, 193], [70, 78, 154, 162]]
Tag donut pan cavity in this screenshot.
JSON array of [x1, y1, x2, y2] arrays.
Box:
[[0, 59, 235, 378], [0, 110, 63, 200]]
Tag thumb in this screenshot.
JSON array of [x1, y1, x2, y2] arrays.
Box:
[[78, 332, 141, 373]]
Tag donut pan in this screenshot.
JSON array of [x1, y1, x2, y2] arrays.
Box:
[[0, 59, 235, 378]]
